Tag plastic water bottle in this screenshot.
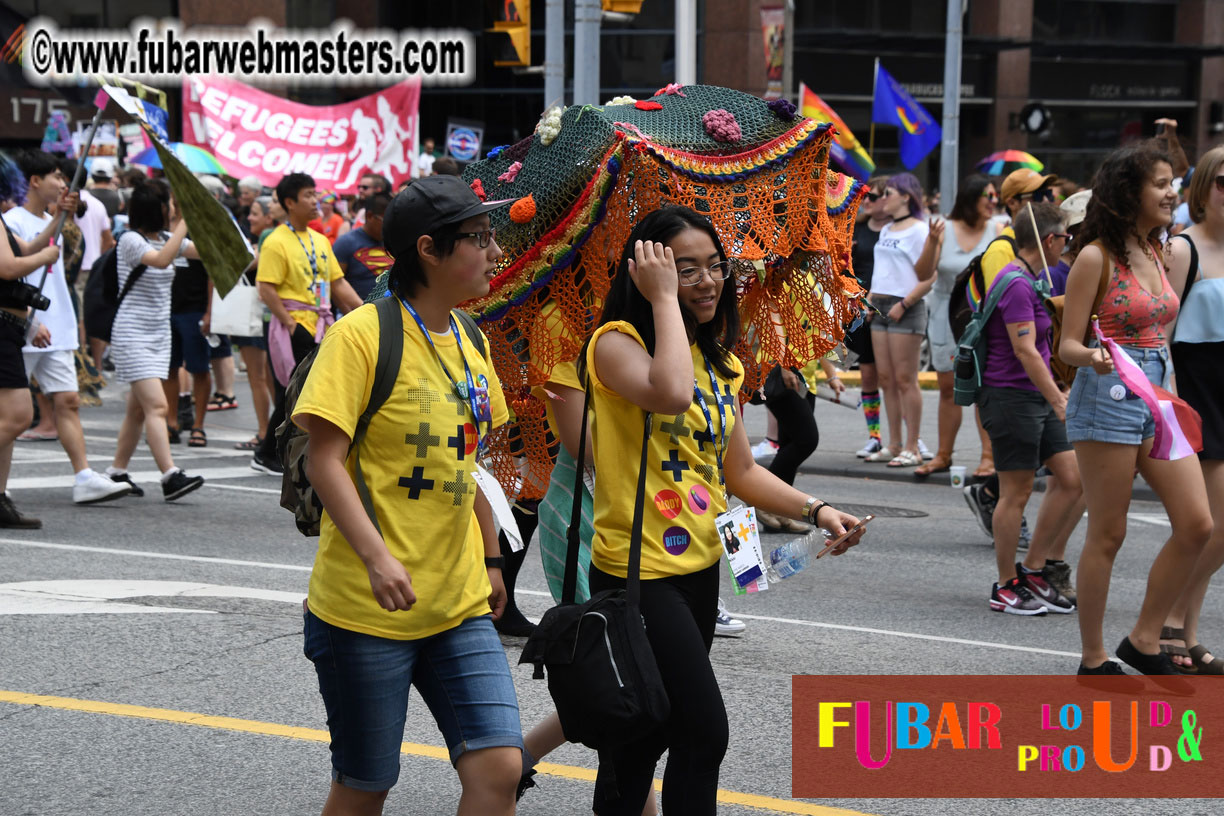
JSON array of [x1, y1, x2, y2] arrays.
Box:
[[767, 531, 824, 581], [199, 319, 221, 348]]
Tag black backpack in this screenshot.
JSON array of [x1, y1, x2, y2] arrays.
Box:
[[276, 297, 486, 536], [82, 246, 146, 343], [947, 234, 1016, 343]]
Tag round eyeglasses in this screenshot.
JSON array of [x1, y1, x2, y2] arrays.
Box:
[[678, 261, 732, 286]]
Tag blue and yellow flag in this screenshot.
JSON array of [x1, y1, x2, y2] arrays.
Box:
[[799, 83, 875, 181], [871, 63, 942, 170]]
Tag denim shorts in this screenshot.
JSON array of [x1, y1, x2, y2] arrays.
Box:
[[1065, 344, 1167, 446], [303, 610, 522, 792], [869, 293, 929, 335]]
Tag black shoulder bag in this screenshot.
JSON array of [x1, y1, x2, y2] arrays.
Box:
[[519, 390, 670, 751]]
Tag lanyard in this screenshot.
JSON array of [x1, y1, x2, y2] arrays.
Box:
[[692, 353, 728, 497], [400, 297, 488, 454], [288, 225, 322, 303], [1014, 256, 1051, 298]]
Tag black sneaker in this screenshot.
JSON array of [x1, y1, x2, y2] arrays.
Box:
[[0, 493, 41, 529], [1078, 660, 1127, 675], [1076, 658, 1147, 692], [109, 472, 145, 498], [162, 470, 205, 501], [963, 483, 996, 538], [251, 451, 283, 475], [516, 768, 537, 802]]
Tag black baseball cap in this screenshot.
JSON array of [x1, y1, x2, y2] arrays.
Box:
[[383, 175, 512, 258]]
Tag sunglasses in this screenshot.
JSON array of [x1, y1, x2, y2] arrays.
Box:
[[1021, 188, 1055, 203], [865, 191, 881, 202], [982, 192, 999, 203]]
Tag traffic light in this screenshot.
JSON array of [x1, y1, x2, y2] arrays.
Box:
[[602, 0, 645, 12], [489, 0, 531, 67]]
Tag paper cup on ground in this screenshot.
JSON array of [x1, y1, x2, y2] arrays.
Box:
[[949, 466, 967, 488]]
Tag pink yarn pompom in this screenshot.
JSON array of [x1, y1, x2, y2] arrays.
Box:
[[702, 109, 741, 143], [498, 161, 523, 183]]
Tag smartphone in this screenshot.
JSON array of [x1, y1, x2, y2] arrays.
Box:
[[1155, 122, 1167, 136], [816, 514, 874, 559]]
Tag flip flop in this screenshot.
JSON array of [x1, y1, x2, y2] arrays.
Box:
[[17, 430, 58, 441]]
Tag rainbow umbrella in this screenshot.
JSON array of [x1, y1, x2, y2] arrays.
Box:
[[128, 142, 227, 175], [976, 149, 1044, 176]]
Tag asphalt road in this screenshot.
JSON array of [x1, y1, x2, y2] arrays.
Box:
[[0, 374, 1212, 815]]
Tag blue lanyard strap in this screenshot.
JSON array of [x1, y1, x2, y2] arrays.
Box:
[[400, 298, 488, 454], [288, 225, 320, 283], [692, 353, 728, 495]]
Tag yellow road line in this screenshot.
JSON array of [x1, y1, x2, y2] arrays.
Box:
[[0, 690, 875, 816]]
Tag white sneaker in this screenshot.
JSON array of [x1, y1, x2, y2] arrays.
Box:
[[917, 439, 934, 460], [73, 471, 132, 504], [715, 597, 746, 637], [750, 439, 779, 460], [856, 437, 882, 458]]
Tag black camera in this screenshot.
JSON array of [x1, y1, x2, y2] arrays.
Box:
[[0, 279, 50, 311]]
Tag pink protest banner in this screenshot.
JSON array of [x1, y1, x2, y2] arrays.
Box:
[[182, 76, 420, 194]]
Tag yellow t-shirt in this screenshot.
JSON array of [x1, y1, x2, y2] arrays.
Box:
[[293, 301, 509, 640], [586, 321, 744, 579], [256, 223, 345, 334], [980, 226, 1017, 292]]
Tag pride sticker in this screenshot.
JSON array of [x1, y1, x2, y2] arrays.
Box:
[[653, 489, 683, 519], [663, 526, 691, 556], [688, 484, 711, 515]]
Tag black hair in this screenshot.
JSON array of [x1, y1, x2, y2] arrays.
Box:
[[387, 220, 461, 299], [579, 204, 740, 382], [14, 150, 60, 182], [365, 192, 392, 218], [128, 177, 171, 234], [361, 173, 391, 194], [948, 173, 993, 226], [275, 173, 315, 207]]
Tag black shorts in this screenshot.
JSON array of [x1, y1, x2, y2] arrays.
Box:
[[980, 386, 1071, 472], [843, 314, 875, 365], [0, 318, 28, 389]]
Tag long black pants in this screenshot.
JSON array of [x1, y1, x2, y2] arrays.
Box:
[[588, 561, 728, 816], [764, 385, 818, 485], [257, 323, 317, 461]]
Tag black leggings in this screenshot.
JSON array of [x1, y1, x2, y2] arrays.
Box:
[[257, 323, 317, 460], [765, 386, 818, 485], [588, 561, 728, 816]]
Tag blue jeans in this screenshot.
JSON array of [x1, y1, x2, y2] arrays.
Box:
[[303, 610, 522, 791], [1065, 344, 1167, 446]]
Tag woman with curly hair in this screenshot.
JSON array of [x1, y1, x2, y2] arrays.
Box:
[[1059, 142, 1212, 677]]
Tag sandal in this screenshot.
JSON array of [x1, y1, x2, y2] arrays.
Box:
[[887, 450, 922, 467], [206, 393, 238, 411], [914, 453, 953, 478], [973, 458, 996, 479], [234, 436, 263, 451], [1159, 626, 1196, 674], [1188, 644, 1224, 675], [188, 428, 207, 447], [865, 446, 900, 463]]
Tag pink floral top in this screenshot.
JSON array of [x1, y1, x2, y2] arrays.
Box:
[[1095, 252, 1179, 348]]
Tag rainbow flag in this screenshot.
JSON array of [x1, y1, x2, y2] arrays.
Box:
[[799, 83, 875, 181], [1092, 320, 1202, 460]]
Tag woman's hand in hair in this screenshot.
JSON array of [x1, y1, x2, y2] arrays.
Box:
[[627, 239, 679, 305]]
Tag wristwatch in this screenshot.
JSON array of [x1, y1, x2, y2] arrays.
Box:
[[484, 556, 506, 569]]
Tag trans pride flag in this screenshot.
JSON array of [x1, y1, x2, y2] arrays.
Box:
[[799, 83, 875, 181], [1092, 320, 1202, 460]]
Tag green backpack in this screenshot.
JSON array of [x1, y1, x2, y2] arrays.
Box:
[[952, 268, 1030, 407], [276, 296, 485, 536]]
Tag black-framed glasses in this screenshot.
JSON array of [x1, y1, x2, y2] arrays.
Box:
[[678, 261, 732, 286], [1051, 232, 1072, 241], [455, 228, 496, 248], [1021, 188, 1055, 203]]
